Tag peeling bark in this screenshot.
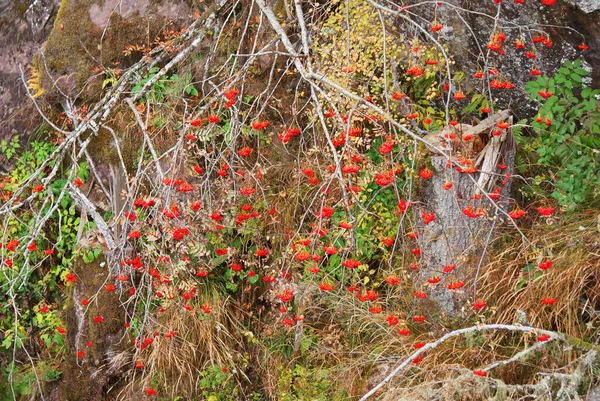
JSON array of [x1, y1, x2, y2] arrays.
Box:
[[415, 112, 516, 315]]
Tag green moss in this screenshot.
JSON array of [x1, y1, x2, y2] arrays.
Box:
[[36, 0, 183, 168], [13, 1, 31, 17], [60, 254, 127, 400], [39, 0, 168, 102], [40, 0, 97, 97], [85, 104, 142, 169], [565, 335, 600, 355]]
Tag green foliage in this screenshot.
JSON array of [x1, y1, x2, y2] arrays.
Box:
[[277, 363, 349, 401], [197, 366, 241, 401], [0, 135, 20, 161], [0, 361, 60, 401], [7, 140, 55, 187], [80, 246, 102, 264], [131, 68, 198, 103], [463, 92, 490, 117], [0, 138, 84, 379], [131, 67, 171, 103], [521, 59, 600, 209], [355, 184, 397, 260], [172, 73, 199, 97]]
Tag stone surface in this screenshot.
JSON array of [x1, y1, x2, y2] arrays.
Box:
[[415, 120, 515, 315], [567, 0, 600, 14], [0, 0, 60, 143], [404, 0, 600, 120], [59, 255, 127, 401], [2, 0, 598, 146], [38, 0, 193, 100], [89, 0, 150, 28]]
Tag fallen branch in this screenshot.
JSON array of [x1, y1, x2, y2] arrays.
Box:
[[359, 324, 560, 401]]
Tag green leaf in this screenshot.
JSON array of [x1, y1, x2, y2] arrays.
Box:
[[569, 73, 582, 84], [2, 332, 13, 349], [221, 121, 232, 145], [515, 278, 528, 293], [582, 87, 592, 99], [41, 334, 51, 347], [186, 86, 198, 97], [328, 254, 341, 269]]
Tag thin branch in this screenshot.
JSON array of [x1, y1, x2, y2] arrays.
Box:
[[360, 324, 559, 401]]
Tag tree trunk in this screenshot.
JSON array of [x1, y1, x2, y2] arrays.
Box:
[[415, 113, 516, 315]]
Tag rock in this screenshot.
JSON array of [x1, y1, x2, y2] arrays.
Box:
[[59, 255, 127, 401], [89, 0, 150, 28], [586, 384, 600, 401], [404, 0, 600, 119], [37, 0, 194, 100], [567, 0, 600, 14], [0, 0, 60, 144]]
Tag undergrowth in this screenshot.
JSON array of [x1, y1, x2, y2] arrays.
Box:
[[1, 1, 599, 400]]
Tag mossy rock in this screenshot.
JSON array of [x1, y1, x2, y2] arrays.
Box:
[[38, 0, 193, 102], [60, 253, 129, 400]]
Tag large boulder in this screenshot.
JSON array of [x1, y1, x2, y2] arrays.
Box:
[[403, 0, 600, 120], [37, 0, 194, 101], [0, 0, 60, 144]]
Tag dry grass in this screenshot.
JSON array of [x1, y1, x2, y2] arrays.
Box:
[[477, 214, 600, 339], [120, 285, 251, 399], [253, 214, 600, 400], [358, 214, 599, 399], [114, 211, 599, 400]]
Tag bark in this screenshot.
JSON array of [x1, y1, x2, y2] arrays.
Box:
[[415, 112, 516, 315]]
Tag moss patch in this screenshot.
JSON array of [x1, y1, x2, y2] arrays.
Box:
[[39, 0, 183, 102], [60, 254, 127, 401]]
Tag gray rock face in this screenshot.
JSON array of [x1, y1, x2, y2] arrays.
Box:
[[415, 155, 511, 316], [0, 0, 194, 146], [403, 0, 599, 119], [89, 0, 150, 28], [0, 0, 60, 143], [0, 0, 598, 147], [413, 112, 515, 315], [567, 0, 600, 14]]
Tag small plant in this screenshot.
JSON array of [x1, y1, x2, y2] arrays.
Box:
[[80, 246, 102, 264], [277, 363, 347, 401], [131, 67, 172, 103], [130, 69, 198, 103], [0, 135, 20, 161], [521, 59, 600, 208], [198, 366, 238, 400], [7, 139, 55, 186]]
